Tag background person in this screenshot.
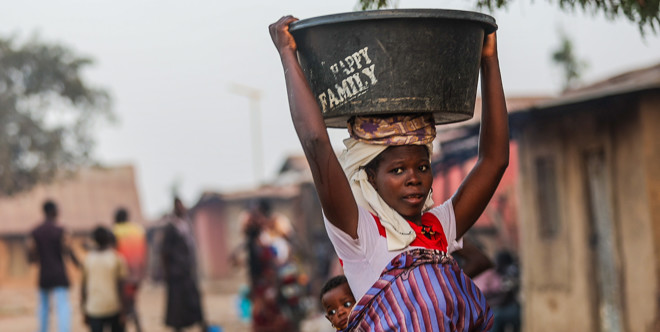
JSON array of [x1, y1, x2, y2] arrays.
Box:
[[112, 207, 147, 332], [161, 197, 207, 332], [474, 250, 521, 332], [28, 200, 81, 332], [241, 199, 300, 332], [81, 226, 128, 332]]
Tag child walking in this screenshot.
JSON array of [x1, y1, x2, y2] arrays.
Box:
[[81, 226, 128, 332], [270, 14, 508, 331]]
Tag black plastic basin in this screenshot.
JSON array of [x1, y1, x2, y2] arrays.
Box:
[[289, 9, 497, 128]]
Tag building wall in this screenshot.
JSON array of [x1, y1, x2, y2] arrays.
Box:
[[636, 93, 660, 331], [189, 185, 332, 303], [192, 198, 250, 281], [191, 191, 315, 281], [431, 142, 520, 254], [518, 112, 593, 332], [0, 165, 145, 283], [517, 93, 660, 332], [194, 203, 230, 279]]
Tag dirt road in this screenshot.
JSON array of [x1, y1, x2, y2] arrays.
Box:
[[0, 278, 330, 332]]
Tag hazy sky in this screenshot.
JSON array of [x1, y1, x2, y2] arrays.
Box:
[[3, 0, 659, 219]]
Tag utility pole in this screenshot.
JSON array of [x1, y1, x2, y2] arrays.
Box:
[[229, 83, 264, 184]]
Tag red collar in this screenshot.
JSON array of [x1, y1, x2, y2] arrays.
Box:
[[371, 212, 448, 252]]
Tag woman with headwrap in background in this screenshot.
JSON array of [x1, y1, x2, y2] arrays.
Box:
[[161, 198, 207, 332]]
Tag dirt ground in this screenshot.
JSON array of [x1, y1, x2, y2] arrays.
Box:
[[0, 276, 332, 332]]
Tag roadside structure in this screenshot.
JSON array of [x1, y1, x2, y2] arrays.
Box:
[[510, 62, 660, 332], [0, 165, 144, 286]]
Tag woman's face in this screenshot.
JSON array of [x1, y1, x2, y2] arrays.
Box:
[[367, 145, 433, 224]]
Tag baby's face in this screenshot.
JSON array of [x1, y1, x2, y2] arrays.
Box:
[[322, 283, 356, 330]]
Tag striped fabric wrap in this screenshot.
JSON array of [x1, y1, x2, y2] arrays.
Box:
[[344, 249, 493, 332]]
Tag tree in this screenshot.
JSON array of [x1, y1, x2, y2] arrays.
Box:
[[0, 35, 113, 195], [356, 0, 660, 33], [551, 31, 588, 91]]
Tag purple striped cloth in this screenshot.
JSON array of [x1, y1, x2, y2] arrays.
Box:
[[344, 249, 493, 332]]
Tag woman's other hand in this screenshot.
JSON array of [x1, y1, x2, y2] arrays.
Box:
[[482, 32, 498, 60]]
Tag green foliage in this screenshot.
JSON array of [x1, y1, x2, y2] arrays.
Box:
[[0, 35, 113, 195], [357, 0, 393, 10], [357, 0, 660, 33], [551, 31, 588, 91]]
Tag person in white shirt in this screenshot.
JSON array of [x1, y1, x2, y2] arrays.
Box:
[[81, 226, 128, 332]]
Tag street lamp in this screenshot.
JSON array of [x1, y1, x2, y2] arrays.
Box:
[[229, 83, 264, 184]]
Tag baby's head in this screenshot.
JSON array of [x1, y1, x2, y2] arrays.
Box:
[[320, 275, 356, 331]]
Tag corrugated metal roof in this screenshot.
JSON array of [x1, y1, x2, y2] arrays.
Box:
[[564, 62, 660, 97], [200, 184, 301, 202], [435, 96, 551, 143], [435, 61, 660, 137], [516, 62, 660, 113]]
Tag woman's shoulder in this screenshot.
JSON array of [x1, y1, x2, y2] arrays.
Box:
[[424, 198, 456, 227], [323, 204, 377, 224], [427, 198, 454, 213], [323, 204, 382, 250]]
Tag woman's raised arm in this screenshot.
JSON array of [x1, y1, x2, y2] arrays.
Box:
[[451, 32, 509, 238], [270, 16, 359, 238]]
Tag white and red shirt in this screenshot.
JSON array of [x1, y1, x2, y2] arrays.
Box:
[[323, 198, 462, 301]]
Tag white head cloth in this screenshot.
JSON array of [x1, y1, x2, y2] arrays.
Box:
[[338, 137, 435, 251]]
